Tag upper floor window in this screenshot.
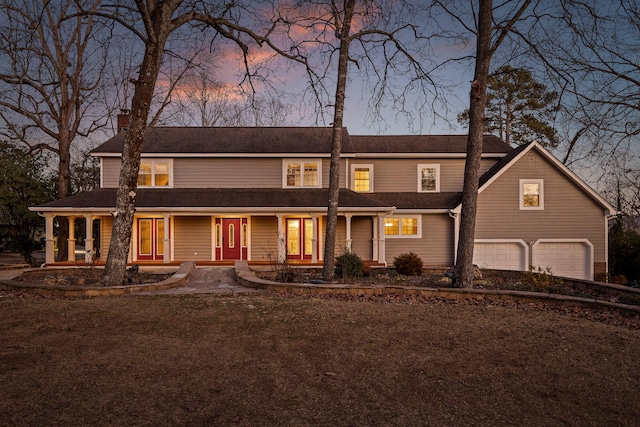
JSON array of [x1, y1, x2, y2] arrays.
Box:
[[417, 164, 440, 193], [351, 164, 373, 192], [520, 179, 544, 210], [138, 159, 172, 187], [283, 160, 321, 188], [384, 215, 421, 238]]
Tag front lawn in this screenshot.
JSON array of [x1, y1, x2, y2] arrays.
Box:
[[1, 292, 639, 426]]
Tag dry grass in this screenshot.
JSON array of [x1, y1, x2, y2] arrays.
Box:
[[1, 291, 639, 426]]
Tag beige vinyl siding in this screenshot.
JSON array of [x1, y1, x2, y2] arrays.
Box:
[[360, 158, 497, 192], [101, 158, 122, 188], [173, 216, 212, 261], [172, 157, 345, 189], [335, 217, 347, 256], [250, 216, 279, 261], [351, 217, 373, 260], [100, 216, 113, 260], [385, 214, 454, 266], [174, 158, 281, 188], [322, 159, 346, 188], [475, 150, 607, 262]]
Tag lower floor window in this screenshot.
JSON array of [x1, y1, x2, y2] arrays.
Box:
[[384, 216, 421, 237]]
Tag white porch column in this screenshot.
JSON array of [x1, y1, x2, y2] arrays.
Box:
[[84, 215, 93, 263], [163, 214, 171, 264], [67, 216, 76, 261], [377, 213, 387, 266], [450, 210, 460, 264], [372, 216, 379, 261], [311, 214, 319, 263], [276, 213, 285, 262], [45, 214, 55, 264], [128, 231, 133, 263], [345, 213, 353, 252]]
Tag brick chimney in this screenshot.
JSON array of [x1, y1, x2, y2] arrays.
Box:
[[117, 109, 130, 133]]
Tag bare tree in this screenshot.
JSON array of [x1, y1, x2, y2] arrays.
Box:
[[171, 68, 233, 127], [273, 0, 444, 279], [0, 0, 110, 260], [95, 1, 310, 286], [433, 0, 533, 287]]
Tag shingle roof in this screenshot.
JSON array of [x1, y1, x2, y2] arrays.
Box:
[[369, 192, 462, 209], [477, 140, 533, 188], [91, 127, 352, 154], [350, 134, 511, 154], [91, 127, 511, 155], [34, 188, 391, 210]]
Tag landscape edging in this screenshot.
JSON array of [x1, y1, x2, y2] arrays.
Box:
[[234, 261, 640, 314], [0, 262, 195, 297]]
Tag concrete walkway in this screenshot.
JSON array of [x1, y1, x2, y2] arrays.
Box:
[[138, 267, 266, 296]]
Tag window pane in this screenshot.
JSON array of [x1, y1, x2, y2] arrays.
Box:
[[228, 224, 235, 248], [401, 218, 418, 235], [215, 224, 222, 247], [156, 220, 164, 255], [303, 163, 318, 186], [139, 220, 151, 255], [242, 223, 248, 248], [154, 162, 169, 186], [384, 218, 399, 235], [287, 163, 301, 186], [523, 183, 540, 207], [421, 168, 436, 191], [354, 168, 370, 192], [138, 162, 152, 186], [304, 219, 313, 254], [287, 220, 300, 255]]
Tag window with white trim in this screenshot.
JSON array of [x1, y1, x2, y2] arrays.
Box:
[[417, 164, 440, 193], [519, 179, 544, 210], [351, 164, 373, 192], [138, 159, 172, 187], [283, 160, 321, 188], [384, 215, 421, 238]]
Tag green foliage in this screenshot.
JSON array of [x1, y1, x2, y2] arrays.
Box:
[[521, 266, 562, 292], [393, 252, 423, 276], [335, 250, 363, 280], [0, 142, 53, 264], [458, 65, 559, 147], [609, 219, 640, 285]]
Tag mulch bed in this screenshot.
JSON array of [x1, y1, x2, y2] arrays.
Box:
[[13, 268, 174, 287]]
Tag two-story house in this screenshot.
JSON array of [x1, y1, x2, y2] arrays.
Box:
[[31, 127, 615, 280]]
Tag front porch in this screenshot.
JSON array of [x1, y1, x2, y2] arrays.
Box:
[[40, 211, 394, 267]]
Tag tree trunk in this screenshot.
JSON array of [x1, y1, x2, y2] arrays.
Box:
[[322, 0, 356, 280], [55, 136, 72, 261], [103, 37, 168, 287], [454, 0, 493, 288]]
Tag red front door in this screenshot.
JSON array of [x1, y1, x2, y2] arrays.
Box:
[[222, 218, 241, 260], [137, 218, 165, 261]]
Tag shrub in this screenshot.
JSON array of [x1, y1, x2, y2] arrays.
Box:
[[520, 266, 562, 292], [335, 251, 364, 279], [393, 252, 423, 276]]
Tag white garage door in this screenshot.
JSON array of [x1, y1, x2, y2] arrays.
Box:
[[532, 241, 591, 280], [474, 241, 527, 271]]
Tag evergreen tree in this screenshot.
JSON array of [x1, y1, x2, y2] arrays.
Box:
[[459, 65, 559, 147], [0, 142, 53, 264]]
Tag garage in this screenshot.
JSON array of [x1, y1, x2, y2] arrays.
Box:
[[532, 240, 592, 280], [473, 240, 527, 271]]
